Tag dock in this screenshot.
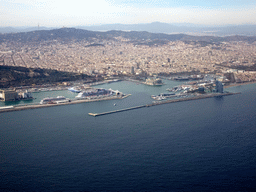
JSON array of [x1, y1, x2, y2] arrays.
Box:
[[88, 92, 240, 117]]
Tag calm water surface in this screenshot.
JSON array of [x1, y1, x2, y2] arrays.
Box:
[[1, 81, 256, 191]]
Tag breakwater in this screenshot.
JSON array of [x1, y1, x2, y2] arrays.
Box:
[[89, 92, 240, 117], [89, 105, 147, 116]]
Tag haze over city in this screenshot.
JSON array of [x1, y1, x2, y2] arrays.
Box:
[[1, 0, 256, 27]]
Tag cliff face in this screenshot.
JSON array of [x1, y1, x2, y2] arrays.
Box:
[[0, 66, 89, 88]]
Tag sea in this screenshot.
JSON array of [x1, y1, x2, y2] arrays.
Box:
[[1, 80, 256, 192]]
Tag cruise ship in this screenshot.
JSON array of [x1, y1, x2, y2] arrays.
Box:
[[40, 96, 70, 104], [76, 88, 114, 99]]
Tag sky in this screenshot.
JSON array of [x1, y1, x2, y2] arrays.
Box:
[[1, 0, 256, 27]]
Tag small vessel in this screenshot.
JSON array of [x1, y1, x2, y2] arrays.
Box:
[[114, 103, 116, 106]]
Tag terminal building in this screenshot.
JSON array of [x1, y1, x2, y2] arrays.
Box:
[[145, 77, 163, 86], [0, 89, 18, 101]]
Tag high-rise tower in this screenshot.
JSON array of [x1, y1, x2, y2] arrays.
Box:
[[215, 80, 223, 93]]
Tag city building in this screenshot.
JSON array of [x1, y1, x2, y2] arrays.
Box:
[[215, 80, 223, 93], [131, 66, 135, 75]]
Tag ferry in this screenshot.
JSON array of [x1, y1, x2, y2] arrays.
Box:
[[40, 96, 70, 104]]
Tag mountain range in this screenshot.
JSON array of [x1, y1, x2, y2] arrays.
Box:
[[1, 22, 256, 36], [1, 27, 256, 46]]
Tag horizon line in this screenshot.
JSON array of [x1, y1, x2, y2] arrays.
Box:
[[2, 22, 256, 28]]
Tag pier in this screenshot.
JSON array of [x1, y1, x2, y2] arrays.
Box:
[[88, 105, 146, 116], [88, 92, 240, 117]]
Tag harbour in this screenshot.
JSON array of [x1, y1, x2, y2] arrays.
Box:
[[0, 77, 243, 114]]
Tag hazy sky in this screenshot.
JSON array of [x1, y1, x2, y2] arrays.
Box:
[[1, 0, 256, 27]]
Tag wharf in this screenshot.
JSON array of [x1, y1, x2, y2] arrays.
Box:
[[89, 92, 240, 117], [0, 94, 131, 113]]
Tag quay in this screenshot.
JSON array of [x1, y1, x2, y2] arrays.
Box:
[[88, 92, 240, 117], [0, 94, 131, 113]]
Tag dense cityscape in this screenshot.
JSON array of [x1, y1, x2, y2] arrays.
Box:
[[1, 29, 256, 85]]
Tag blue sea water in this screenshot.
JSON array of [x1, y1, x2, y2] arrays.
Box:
[[0, 81, 256, 191]]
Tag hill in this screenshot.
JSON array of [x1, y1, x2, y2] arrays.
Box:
[[0, 65, 92, 88]]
